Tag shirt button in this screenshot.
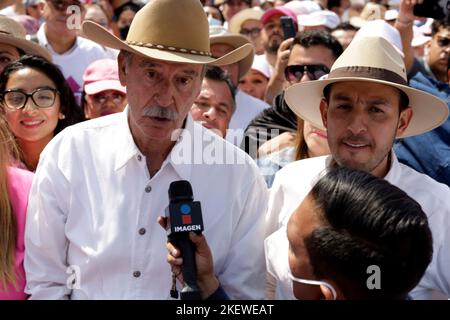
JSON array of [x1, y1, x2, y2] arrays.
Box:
[[133, 271, 141, 278], [145, 185, 152, 193], [137, 155, 142, 161], [138, 228, 146, 235]]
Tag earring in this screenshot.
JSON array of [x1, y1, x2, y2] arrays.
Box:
[[59, 114, 66, 120]]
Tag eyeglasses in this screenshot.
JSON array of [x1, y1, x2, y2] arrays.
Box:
[[436, 36, 450, 47], [2, 88, 59, 110], [48, 0, 82, 11], [91, 91, 125, 105], [240, 27, 261, 38], [284, 64, 330, 83], [288, 272, 337, 300]]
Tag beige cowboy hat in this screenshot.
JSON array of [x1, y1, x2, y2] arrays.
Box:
[[284, 36, 449, 138], [349, 3, 386, 28], [228, 7, 264, 34], [209, 26, 254, 79], [0, 16, 52, 62], [82, 0, 252, 66]]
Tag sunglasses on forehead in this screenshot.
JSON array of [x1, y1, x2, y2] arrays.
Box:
[[284, 64, 330, 83]]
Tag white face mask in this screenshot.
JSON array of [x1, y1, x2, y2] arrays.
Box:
[[288, 272, 337, 300], [208, 16, 222, 26]]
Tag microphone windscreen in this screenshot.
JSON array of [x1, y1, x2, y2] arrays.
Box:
[[169, 180, 193, 202]]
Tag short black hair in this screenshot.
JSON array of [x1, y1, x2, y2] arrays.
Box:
[[291, 30, 344, 61], [305, 167, 433, 299], [431, 19, 450, 37], [332, 22, 359, 32], [204, 66, 236, 108], [322, 83, 410, 113], [0, 55, 85, 135]]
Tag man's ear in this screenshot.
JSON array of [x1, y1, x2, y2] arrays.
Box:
[[396, 107, 413, 137], [117, 52, 128, 86], [319, 98, 329, 129]]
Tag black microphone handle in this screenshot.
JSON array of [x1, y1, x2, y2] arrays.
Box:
[[176, 235, 202, 300]]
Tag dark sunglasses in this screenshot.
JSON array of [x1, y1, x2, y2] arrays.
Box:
[[284, 64, 330, 83], [437, 37, 450, 47]]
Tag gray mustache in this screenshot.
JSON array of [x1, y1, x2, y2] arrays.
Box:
[[143, 106, 178, 121]]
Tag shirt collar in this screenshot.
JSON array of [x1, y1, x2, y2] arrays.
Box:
[[114, 107, 193, 181], [37, 23, 78, 55]]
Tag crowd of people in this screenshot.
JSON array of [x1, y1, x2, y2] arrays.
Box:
[[0, 0, 449, 300]]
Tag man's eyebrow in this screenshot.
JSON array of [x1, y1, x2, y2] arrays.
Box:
[[180, 69, 200, 77]]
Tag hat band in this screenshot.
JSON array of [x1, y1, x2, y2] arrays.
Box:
[[328, 66, 407, 86], [126, 41, 212, 57]]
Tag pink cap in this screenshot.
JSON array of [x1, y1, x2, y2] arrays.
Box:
[[83, 59, 126, 95], [261, 6, 298, 27]]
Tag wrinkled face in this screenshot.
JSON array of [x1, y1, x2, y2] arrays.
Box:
[[84, 89, 127, 119], [222, 0, 250, 22], [427, 26, 450, 80], [330, 29, 356, 50], [191, 78, 234, 137], [261, 14, 284, 54], [303, 121, 330, 157], [0, 43, 20, 74], [320, 82, 412, 177], [118, 53, 203, 149], [211, 43, 239, 85], [2, 68, 62, 146], [287, 194, 324, 300], [238, 70, 268, 100]]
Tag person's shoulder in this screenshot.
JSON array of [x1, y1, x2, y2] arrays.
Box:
[[7, 166, 34, 188], [236, 90, 270, 110], [76, 36, 109, 53], [277, 155, 329, 179]]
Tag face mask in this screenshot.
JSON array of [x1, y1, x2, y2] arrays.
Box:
[[119, 25, 131, 40], [208, 16, 222, 26]]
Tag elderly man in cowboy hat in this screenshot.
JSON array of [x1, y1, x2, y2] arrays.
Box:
[[265, 36, 450, 299], [24, 0, 268, 300]]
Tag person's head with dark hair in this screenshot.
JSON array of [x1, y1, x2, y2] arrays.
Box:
[[220, 0, 251, 22], [284, 30, 342, 162], [0, 54, 84, 171], [426, 19, 450, 82], [191, 66, 236, 137], [287, 166, 433, 300], [331, 22, 358, 49], [116, 2, 144, 40]]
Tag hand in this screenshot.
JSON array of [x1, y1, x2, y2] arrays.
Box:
[[398, 0, 423, 23], [157, 216, 219, 299], [273, 38, 294, 81]]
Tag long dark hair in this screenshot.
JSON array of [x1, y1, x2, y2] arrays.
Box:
[[0, 55, 85, 135]]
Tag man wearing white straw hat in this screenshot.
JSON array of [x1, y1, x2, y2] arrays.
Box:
[[265, 36, 450, 300], [24, 0, 268, 300]]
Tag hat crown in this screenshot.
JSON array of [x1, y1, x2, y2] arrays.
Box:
[[330, 36, 407, 81], [127, 0, 210, 54], [83, 59, 119, 83], [0, 16, 27, 39]]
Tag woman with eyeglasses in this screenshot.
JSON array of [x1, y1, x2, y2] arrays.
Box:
[[0, 55, 84, 171], [0, 116, 34, 299]]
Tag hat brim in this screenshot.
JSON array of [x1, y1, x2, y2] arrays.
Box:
[[84, 80, 127, 95], [284, 77, 449, 138], [0, 34, 52, 62], [82, 21, 253, 66], [210, 34, 254, 79]]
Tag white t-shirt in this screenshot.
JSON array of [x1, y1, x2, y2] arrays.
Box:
[[37, 24, 108, 104], [226, 90, 270, 146]]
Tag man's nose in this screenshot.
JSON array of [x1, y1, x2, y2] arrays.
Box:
[[347, 110, 368, 135], [154, 80, 175, 107], [203, 107, 217, 120]]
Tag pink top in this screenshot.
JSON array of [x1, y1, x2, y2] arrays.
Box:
[[0, 166, 33, 300]]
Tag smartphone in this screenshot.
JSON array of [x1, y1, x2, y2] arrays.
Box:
[[413, 0, 450, 21], [281, 16, 297, 40]]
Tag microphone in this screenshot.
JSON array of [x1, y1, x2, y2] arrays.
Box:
[[166, 180, 204, 300]]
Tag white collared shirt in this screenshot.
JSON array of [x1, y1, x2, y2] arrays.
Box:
[[25, 108, 268, 299], [265, 154, 450, 300]]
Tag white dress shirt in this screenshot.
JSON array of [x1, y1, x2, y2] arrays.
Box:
[[265, 154, 450, 300], [25, 108, 268, 300]]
